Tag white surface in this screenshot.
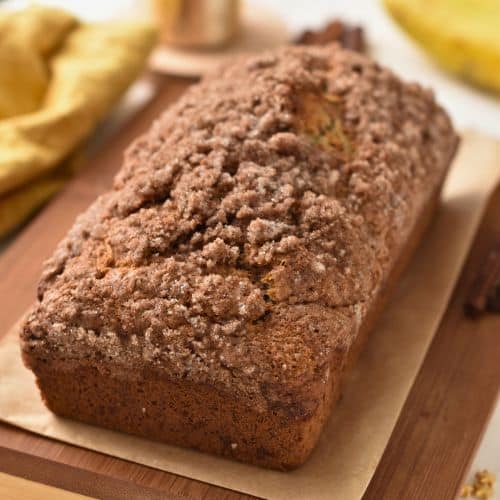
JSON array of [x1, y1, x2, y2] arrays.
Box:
[[4, 0, 146, 21], [3, 0, 500, 491]]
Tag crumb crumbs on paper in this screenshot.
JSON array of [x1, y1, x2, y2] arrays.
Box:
[[461, 470, 496, 499]]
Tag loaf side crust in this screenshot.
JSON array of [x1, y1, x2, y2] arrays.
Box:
[[30, 179, 443, 469]]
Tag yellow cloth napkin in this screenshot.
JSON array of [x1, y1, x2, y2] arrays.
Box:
[[0, 5, 156, 238]]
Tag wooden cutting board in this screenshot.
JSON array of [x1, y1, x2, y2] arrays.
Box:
[[0, 75, 498, 500]]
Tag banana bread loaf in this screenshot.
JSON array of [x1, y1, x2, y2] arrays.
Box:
[[21, 45, 458, 470]]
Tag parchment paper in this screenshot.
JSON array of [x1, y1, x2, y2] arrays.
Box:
[[0, 131, 498, 500]]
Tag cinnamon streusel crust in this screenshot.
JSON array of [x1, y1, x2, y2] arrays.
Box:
[[21, 44, 459, 469]]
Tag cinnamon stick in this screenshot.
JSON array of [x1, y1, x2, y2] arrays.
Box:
[[464, 239, 500, 317], [295, 20, 365, 53]]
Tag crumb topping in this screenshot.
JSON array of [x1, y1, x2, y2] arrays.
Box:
[[461, 470, 496, 499], [22, 45, 458, 410]]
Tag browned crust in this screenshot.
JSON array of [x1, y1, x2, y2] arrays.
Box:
[[21, 46, 459, 470], [31, 176, 446, 470]]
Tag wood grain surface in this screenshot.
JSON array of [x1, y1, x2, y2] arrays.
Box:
[[0, 74, 498, 499]]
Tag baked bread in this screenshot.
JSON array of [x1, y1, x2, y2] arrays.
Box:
[[21, 45, 458, 470]]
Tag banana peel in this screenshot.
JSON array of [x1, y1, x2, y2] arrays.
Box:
[[384, 0, 500, 93]]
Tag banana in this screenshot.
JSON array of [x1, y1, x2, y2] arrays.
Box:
[[384, 0, 500, 93]]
